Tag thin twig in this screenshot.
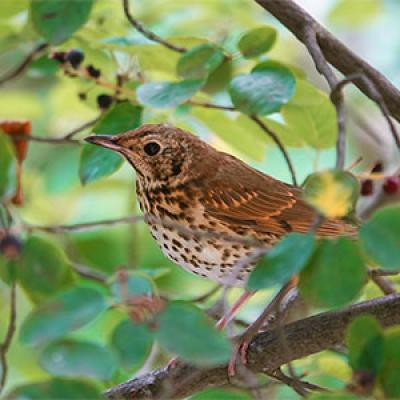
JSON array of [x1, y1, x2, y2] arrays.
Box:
[[302, 28, 346, 170], [71, 262, 108, 284], [122, 0, 186, 53], [25, 215, 145, 233], [187, 100, 236, 111], [10, 133, 81, 145], [62, 115, 102, 139], [0, 43, 49, 86], [250, 115, 298, 186], [0, 281, 17, 395], [189, 285, 221, 303], [370, 274, 396, 295]]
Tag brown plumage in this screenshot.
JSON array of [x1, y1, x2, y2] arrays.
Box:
[[86, 124, 356, 287]]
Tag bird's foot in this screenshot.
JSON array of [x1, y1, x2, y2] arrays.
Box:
[[166, 357, 178, 370]]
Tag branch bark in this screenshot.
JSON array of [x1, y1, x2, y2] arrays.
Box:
[[105, 294, 400, 399], [254, 0, 400, 124]]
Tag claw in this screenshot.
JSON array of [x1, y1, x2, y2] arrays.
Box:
[[167, 357, 178, 369]]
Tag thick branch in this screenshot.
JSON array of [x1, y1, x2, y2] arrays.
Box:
[[105, 294, 400, 399], [254, 0, 400, 123]]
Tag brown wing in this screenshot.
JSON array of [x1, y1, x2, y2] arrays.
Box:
[[202, 154, 356, 237]]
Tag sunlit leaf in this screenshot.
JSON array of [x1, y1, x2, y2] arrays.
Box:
[[79, 102, 142, 184], [39, 339, 117, 380], [20, 287, 107, 346], [346, 315, 384, 374], [247, 233, 315, 290], [0, 133, 16, 200], [299, 238, 367, 308], [202, 59, 233, 94], [137, 79, 204, 108], [5, 378, 102, 399], [111, 320, 153, 371], [229, 63, 295, 115], [380, 330, 400, 397], [156, 301, 231, 366], [302, 170, 360, 218], [360, 206, 400, 271], [177, 44, 225, 79], [30, 0, 94, 44], [238, 26, 277, 58], [17, 235, 74, 301]]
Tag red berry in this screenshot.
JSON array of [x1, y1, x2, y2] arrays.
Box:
[[383, 176, 400, 195], [361, 179, 374, 196], [0, 235, 22, 259]]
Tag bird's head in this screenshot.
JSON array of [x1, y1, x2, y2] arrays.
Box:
[[85, 124, 211, 188]]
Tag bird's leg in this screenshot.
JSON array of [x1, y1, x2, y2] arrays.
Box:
[[216, 290, 254, 330], [228, 276, 299, 377]]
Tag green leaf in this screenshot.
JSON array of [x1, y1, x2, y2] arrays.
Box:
[[5, 378, 102, 399], [30, 0, 94, 44], [177, 44, 225, 79], [247, 233, 315, 291], [229, 63, 295, 115], [111, 320, 153, 371], [308, 394, 358, 400], [0, 133, 16, 200], [281, 80, 337, 149], [302, 170, 360, 218], [238, 26, 277, 58], [137, 79, 204, 108], [202, 59, 233, 94], [190, 389, 251, 400], [156, 301, 231, 366], [299, 238, 367, 308], [359, 206, 400, 271], [346, 315, 384, 373], [39, 339, 116, 380], [79, 102, 142, 184], [20, 287, 107, 346], [380, 330, 400, 397], [328, 0, 382, 28], [17, 235, 74, 301], [110, 271, 154, 302]]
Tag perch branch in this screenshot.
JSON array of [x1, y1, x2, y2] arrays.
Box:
[[105, 293, 400, 399], [122, 0, 186, 53]]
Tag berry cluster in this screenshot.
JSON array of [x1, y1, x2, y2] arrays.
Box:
[[360, 163, 400, 196], [50, 49, 114, 110]]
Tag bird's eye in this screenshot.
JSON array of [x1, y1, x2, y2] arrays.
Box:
[[143, 142, 161, 156]]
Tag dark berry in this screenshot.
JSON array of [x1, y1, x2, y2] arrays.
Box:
[[360, 179, 374, 196], [383, 176, 400, 195], [66, 49, 84, 69], [97, 94, 113, 109], [86, 64, 101, 78], [50, 51, 67, 63], [0, 235, 22, 259], [372, 162, 383, 173], [78, 92, 87, 101]]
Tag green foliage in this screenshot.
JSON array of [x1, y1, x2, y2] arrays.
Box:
[[177, 44, 225, 79], [0, 134, 16, 200], [302, 170, 360, 218], [247, 233, 315, 291], [39, 339, 117, 380], [346, 315, 384, 374], [156, 301, 231, 366], [79, 102, 142, 184], [380, 330, 400, 397], [299, 238, 367, 308], [229, 63, 296, 115], [191, 388, 251, 400], [111, 320, 154, 371], [360, 206, 400, 270], [20, 287, 107, 346], [5, 378, 102, 400], [137, 79, 204, 108], [17, 235, 74, 301], [238, 26, 277, 58], [30, 0, 94, 44]]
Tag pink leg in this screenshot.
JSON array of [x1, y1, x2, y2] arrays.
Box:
[[216, 291, 254, 331]]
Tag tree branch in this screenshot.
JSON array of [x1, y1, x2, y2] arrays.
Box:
[[105, 293, 400, 399], [122, 0, 186, 53], [0, 43, 49, 86], [254, 0, 400, 124]]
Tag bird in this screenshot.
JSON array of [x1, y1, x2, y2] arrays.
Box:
[[86, 123, 356, 287], [85, 124, 356, 374]]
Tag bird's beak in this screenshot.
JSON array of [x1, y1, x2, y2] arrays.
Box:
[[85, 135, 122, 152]]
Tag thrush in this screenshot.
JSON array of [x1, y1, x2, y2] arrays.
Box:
[[86, 123, 356, 287]]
